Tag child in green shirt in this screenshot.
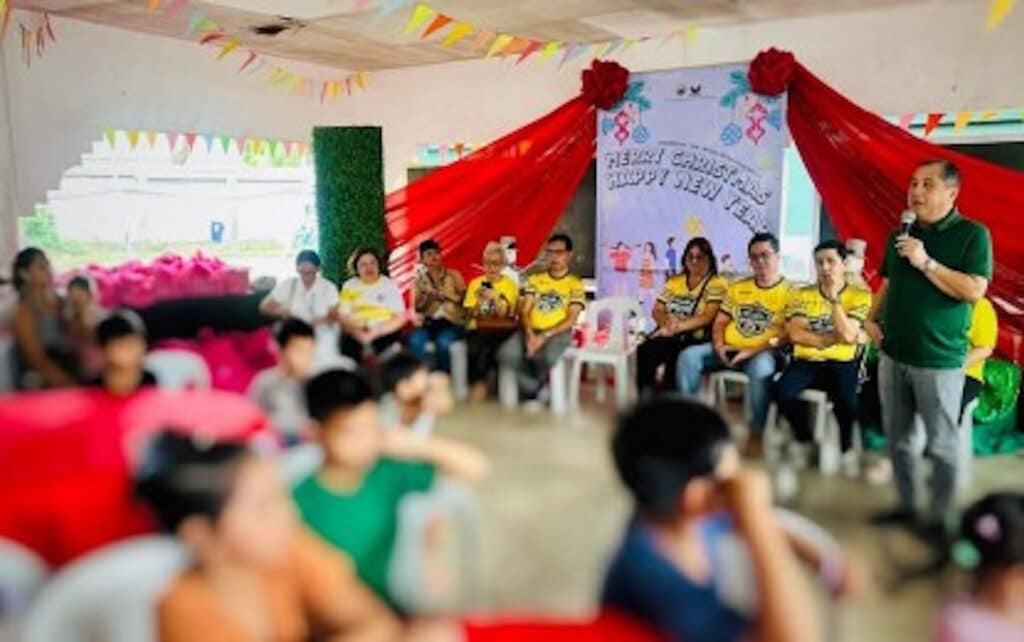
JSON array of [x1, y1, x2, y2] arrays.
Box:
[[292, 369, 486, 612]]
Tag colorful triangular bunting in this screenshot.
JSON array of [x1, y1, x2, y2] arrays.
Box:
[[923, 112, 945, 136], [442, 21, 473, 46], [422, 14, 453, 39], [404, 4, 433, 35]]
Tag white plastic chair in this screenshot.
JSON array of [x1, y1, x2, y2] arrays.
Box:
[[389, 480, 482, 614], [0, 537, 49, 631], [498, 351, 570, 414], [764, 389, 858, 475], [424, 340, 469, 402], [144, 349, 211, 390], [21, 536, 190, 642], [566, 297, 643, 411]]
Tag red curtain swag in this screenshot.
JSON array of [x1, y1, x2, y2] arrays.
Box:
[[751, 48, 1024, 365]]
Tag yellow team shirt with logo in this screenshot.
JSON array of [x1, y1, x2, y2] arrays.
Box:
[[786, 284, 872, 362], [721, 277, 792, 348], [966, 297, 997, 382], [524, 272, 585, 332], [463, 274, 520, 330], [657, 274, 728, 341]]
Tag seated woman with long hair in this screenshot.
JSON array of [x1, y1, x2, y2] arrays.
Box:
[[135, 430, 401, 642], [336, 248, 407, 363], [635, 237, 727, 396], [10, 247, 80, 389]]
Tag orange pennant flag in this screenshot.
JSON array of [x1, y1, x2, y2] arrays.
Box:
[[422, 14, 453, 39], [200, 32, 224, 45], [516, 40, 543, 64], [442, 21, 473, 46], [501, 37, 528, 58], [354, 72, 367, 90], [148, 0, 162, 11], [923, 112, 944, 136], [145, 130, 159, 148]]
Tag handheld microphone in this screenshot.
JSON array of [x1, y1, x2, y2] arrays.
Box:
[[900, 210, 916, 237]]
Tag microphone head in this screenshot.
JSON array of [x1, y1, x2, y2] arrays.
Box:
[[900, 210, 917, 226]]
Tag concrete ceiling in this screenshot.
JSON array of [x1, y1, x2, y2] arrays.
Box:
[[13, 0, 932, 71]]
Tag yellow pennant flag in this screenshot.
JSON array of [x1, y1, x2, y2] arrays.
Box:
[[442, 21, 474, 46], [145, 130, 158, 148], [354, 72, 367, 90], [216, 39, 239, 60], [987, 0, 1017, 31], [127, 130, 140, 149], [684, 25, 700, 43], [980, 109, 999, 121], [953, 111, 972, 133], [404, 4, 433, 35], [621, 39, 637, 52], [486, 34, 514, 58], [539, 41, 563, 60]]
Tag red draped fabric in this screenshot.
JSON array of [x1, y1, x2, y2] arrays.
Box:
[[385, 97, 596, 289], [0, 389, 269, 566], [385, 61, 628, 289], [749, 49, 1024, 365]]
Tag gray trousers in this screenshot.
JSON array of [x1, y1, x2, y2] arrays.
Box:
[[497, 330, 572, 397], [878, 352, 965, 519]]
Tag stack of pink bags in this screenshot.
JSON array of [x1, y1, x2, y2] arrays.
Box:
[[68, 253, 250, 309], [155, 327, 277, 393]]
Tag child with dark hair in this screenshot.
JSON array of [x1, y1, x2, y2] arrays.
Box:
[[294, 369, 486, 612], [603, 397, 818, 642], [91, 310, 156, 395], [134, 430, 401, 642], [247, 318, 318, 446], [934, 492, 1024, 641], [379, 351, 454, 437], [65, 275, 106, 378]]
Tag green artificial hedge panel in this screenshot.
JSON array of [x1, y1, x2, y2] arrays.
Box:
[[313, 126, 385, 285]]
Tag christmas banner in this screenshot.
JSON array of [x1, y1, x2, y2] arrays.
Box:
[[596, 64, 787, 313]]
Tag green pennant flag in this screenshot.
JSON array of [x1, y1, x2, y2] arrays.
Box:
[[219, 135, 231, 154], [104, 126, 117, 149]]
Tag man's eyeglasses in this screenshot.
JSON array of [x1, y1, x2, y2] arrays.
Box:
[[748, 251, 776, 262]]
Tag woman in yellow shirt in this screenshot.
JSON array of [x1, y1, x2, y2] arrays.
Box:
[[637, 237, 727, 395], [962, 296, 997, 418], [337, 248, 407, 363], [463, 242, 520, 400]]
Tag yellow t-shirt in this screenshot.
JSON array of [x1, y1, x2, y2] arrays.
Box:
[[463, 274, 519, 330], [786, 284, 872, 362], [523, 272, 585, 332], [966, 297, 998, 382], [657, 274, 728, 341], [721, 277, 792, 348], [338, 276, 405, 327]]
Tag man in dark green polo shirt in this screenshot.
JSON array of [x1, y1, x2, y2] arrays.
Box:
[[865, 159, 992, 535]]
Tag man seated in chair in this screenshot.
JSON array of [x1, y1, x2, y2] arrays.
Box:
[[677, 233, 791, 455], [775, 240, 872, 477], [497, 233, 585, 402]]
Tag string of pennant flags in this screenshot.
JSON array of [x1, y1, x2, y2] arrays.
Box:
[[896, 107, 1024, 137], [100, 126, 311, 159], [144, 0, 368, 103], [400, 2, 698, 67]]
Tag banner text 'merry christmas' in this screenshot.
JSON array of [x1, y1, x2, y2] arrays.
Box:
[[602, 145, 774, 233]]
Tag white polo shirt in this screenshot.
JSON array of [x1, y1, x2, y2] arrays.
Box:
[[265, 275, 339, 323]]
